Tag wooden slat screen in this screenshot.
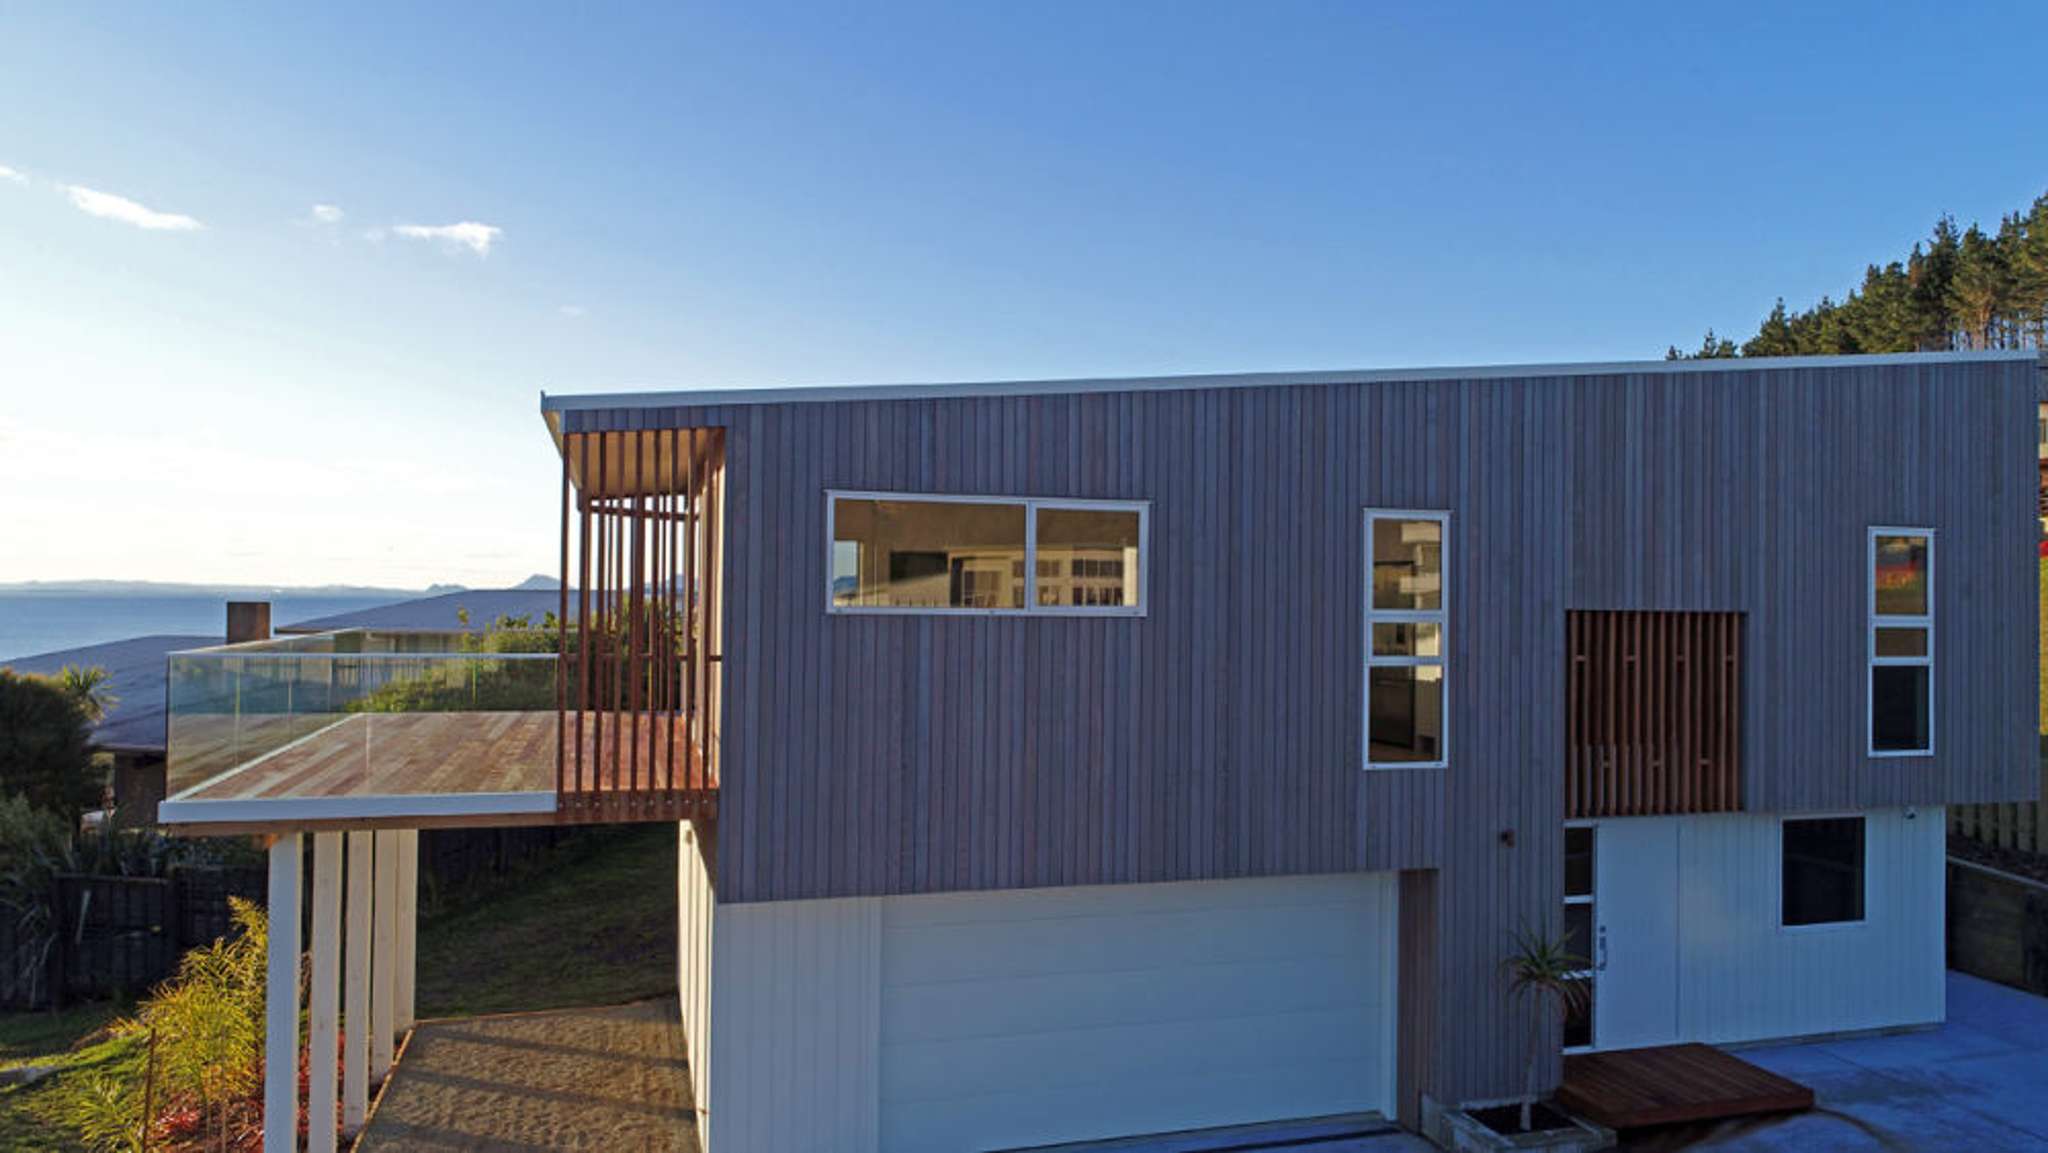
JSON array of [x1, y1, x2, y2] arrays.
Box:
[[1566, 610, 1742, 819], [556, 427, 724, 823]]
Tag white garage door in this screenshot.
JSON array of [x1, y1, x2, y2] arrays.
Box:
[[878, 872, 1399, 1152]]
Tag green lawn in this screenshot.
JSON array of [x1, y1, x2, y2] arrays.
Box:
[[0, 1002, 141, 1153], [414, 822, 677, 1018]]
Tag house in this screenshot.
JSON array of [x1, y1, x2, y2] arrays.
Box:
[[156, 349, 2042, 1153]]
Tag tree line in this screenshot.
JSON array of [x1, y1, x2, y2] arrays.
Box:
[[1669, 191, 2048, 359]]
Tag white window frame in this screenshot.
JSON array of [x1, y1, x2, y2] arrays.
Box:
[[1362, 508, 1449, 770], [1867, 526, 1934, 758], [824, 490, 1149, 617], [1777, 813, 1870, 933]]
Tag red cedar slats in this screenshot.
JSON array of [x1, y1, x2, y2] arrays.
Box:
[[1565, 610, 1742, 820], [555, 426, 724, 823]]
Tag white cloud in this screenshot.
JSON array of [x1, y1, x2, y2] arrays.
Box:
[[392, 220, 500, 256], [0, 165, 25, 185], [558, 304, 587, 318], [63, 185, 203, 231], [310, 203, 344, 223]]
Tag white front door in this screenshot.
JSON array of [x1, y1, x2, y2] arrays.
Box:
[[1593, 818, 1681, 1050]]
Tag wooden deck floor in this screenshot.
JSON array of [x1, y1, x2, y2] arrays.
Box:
[[174, 711, 715, 801], [1557, 1043, 1814, 1130]]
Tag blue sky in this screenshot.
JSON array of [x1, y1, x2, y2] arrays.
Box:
[[3, 2, 2044, 587]]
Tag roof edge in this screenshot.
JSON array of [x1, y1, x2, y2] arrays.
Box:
[[538, 349, 2039, 413]]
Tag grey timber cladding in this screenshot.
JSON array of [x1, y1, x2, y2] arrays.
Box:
[[560, 356, 2037, 1104]]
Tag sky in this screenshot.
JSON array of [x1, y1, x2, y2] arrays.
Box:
[[2, 2, 2045, 588]]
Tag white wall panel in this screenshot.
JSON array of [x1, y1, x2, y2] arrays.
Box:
[[677, 821, 717, 1147], [708, 891, 882, 1153], [1665, 807, 1945, 1044]]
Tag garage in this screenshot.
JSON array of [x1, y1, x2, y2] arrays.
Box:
[[876, 871, 1399, 1152]]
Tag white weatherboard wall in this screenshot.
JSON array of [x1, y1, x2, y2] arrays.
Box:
[[709, 894, 882, 1153], [676, 821, 716, 1145], [1673, 807, 1945, 1044], [1593, 807, 1944, 1050], [707, 872, 1397, 1153]]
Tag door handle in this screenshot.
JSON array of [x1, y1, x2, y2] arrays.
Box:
[[1596, 925, 1609, 972]]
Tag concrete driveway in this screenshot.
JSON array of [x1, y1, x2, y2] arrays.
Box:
[[1621, 971, 2048, 1151]]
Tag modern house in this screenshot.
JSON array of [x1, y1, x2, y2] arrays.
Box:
[[156, 349, 2041, 1152]]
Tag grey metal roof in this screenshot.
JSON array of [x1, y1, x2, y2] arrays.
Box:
[[539, 349, 2040, 413], [5, 634, 215, 754], [277, 588, 572, 634]]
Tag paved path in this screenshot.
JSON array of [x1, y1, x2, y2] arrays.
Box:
[[356, 998, 698, 1152], [1619, 971, 2048, 1152]]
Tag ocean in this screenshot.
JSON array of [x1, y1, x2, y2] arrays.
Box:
[[0, 593, 407, 661]]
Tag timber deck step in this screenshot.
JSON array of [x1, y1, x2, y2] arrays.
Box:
[[1557, 1042, 1814, 1130]]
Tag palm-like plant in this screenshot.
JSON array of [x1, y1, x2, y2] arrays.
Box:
[[54, 665, 117, 725], [1502, 925, 1590, 1133]]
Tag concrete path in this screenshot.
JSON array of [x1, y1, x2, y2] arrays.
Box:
[[1619, 971, 2048, 1152], [355, 997, 698, 1152]]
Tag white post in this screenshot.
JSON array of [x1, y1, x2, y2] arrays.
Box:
[[372, 829, 398, 1077], [395, 830, 418, 1031], [343, 831, 372, 1130], [308, 833, 342, 1153], [263, 834, 302, 1153]]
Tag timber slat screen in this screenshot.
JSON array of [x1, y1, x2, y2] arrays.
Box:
[[557, 427, 724, 823], [1566, 610, 1742, 818]]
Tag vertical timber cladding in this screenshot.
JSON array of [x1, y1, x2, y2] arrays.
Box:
[[555, 427, 726, 822], [1565, 611, 1742, 818]]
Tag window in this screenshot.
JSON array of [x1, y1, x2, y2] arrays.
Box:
[[828, 492, 1145, 615], [1562, 825, 1595, 1049], [1364, 510, 1448, 767], [1781, 816, 1866, 927], [1868, 528, 1932, 755]]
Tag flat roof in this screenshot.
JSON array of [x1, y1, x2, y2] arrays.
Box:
[[540, 349, 2040, 413]]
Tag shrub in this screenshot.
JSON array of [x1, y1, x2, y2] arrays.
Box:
[[0, 669, 100, 818]]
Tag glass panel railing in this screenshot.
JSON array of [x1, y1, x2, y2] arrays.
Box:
[[164, 629, 560, 809]]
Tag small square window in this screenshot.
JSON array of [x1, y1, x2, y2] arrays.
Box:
[[1782, 817, 1865, 927]]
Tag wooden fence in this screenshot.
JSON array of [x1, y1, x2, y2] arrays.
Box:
[[1952, 801, 2047, 855]]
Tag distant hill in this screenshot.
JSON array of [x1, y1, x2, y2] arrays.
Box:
[[0, 579, 457, 599], [512, 574, 561, 591]]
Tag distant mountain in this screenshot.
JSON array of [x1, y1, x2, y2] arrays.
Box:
[[0, 579, 457, 599], [511, 574, 561, 591]]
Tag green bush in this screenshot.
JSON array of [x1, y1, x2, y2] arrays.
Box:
[[0, 669, 100, 818]]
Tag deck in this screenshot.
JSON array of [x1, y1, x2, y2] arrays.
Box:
[[1557, 1043, 1815, 1130], [160, 711, 715, 832]]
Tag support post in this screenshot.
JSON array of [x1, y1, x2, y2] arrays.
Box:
[[372, 830, 398, 1077], [396, 830, 418, 1031], [308, 833, 342, 1153], [263, 834, 302, 1153], [343, 831, 372, 1130]]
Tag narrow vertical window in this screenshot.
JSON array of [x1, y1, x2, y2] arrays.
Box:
[[1868, 528, 1932, 755], [1364, 510, 1448, 767]]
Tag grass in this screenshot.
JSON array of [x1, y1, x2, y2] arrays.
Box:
[[0, 1003, 143, 1153], [413, 822, 677, 1019]]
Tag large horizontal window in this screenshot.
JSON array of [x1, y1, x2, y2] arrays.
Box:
[[828, 492, 1146, 615], [1364, 510, 1448, 767], [1782, 816, 1866, 927], [1869, 528, 1932, 756]]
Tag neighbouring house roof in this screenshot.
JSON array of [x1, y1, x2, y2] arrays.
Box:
[[539, 348, 2041, 414], [277, 588, 573, 634], [5, 633, 216, 755]]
